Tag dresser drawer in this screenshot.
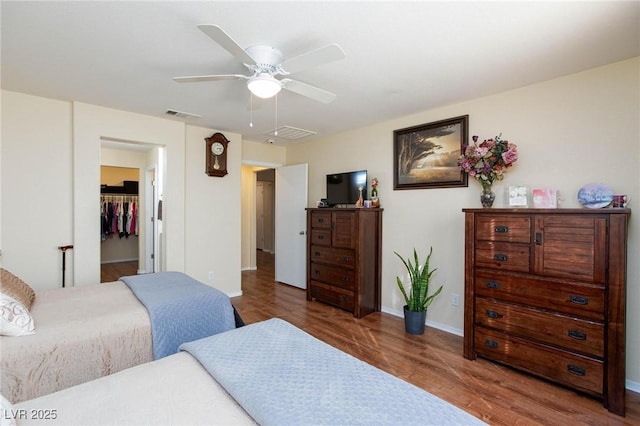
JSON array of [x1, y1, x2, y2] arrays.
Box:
[[310, 229, 332, 246], [475, 241, 530, 272], [310, 245, 355, 269], [475, 328, 603, 395], [310, 281, 354, 311], [476, 215, 531, 243], [310, 212, 332, 229], [474, 269, 605, 321], [475, 298, 604, 357], [309, 263, 355, 290]]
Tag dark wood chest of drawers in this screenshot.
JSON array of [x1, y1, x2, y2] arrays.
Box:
[[306, 208, 382, 318], [463, 208, 629, 416]]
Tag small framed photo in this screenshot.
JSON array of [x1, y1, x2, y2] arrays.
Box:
[[507, 185, 529, 207], [532, 188, 558, 208]]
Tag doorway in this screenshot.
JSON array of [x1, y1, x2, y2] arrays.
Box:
[[256, 169, 275, 279], [99, 140, 164, 282], [256, 169, 275, 254], [240, 162, 307, 287], [100, 165, 140, 282]]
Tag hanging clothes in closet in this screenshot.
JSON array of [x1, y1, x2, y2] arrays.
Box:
[[100, 195, 139, 241]]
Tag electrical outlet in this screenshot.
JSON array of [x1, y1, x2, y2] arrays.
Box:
[[208, 271, 214, 281], [451, 293, 460, 307]]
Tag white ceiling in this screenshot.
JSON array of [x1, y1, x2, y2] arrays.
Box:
[[2, 1, 639, 146]]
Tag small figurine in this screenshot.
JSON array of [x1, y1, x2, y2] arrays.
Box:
[[370, 177, 380, 207], [355, 185, 364, 207]]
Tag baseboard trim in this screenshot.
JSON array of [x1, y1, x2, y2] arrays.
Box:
[[381, 306, 463, 336], [626, 380, 640, 393], [101, 258, 138, 264]]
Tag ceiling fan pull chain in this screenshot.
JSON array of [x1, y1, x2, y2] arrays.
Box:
[[274, 94, 278, 136], [249, 94, 254, 127]]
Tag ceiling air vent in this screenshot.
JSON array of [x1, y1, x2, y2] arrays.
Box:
[[165, 109, 202, 119], [265, 126, 317, 140]]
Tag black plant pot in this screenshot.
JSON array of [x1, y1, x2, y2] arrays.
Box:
[[403, 305, 426, 335]]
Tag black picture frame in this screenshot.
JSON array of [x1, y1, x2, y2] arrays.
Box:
[[393, 115, 469, 190]]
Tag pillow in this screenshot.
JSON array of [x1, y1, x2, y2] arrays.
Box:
[[0, 394, 16, 426], [0, 268, 36, 310], [0, 293, 35, 337]]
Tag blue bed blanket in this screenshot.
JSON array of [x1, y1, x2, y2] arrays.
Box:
[[120, 271, 235, 359], [180, 318, 487, 426]]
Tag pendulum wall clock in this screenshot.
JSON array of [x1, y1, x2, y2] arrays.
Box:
[[205, 132, 230, 177]]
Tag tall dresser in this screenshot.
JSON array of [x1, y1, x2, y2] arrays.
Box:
[[463, 208, 629, 416], [306, 208, 382, 318]]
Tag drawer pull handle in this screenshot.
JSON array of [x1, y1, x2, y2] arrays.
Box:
[[317, 235, 325, 240], [318, 218, 325, 223], [494, 254, 508, 261], [486, 310, 501, 319], [495, 226, 509, 233], [484, 339, 498, 349], [568, 364, 585, 376], [570, 295, 589, 305], [535, 232, 543, 245], [314, 251, 321, 256], [568, 329, 587, 340], [314, 270, 320, 275], [343, 277, 350, 282], [343, 256, 351, 262], [486, 281, 500, 289]]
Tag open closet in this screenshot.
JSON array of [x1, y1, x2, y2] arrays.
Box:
[[100, 166, 139, 281]]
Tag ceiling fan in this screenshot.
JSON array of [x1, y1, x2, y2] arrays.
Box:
[[173, 25, 346, 104]]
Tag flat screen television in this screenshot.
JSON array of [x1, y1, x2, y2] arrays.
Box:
[[326, 170, 367, 207]]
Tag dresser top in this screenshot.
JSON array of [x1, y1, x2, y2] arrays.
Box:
[[307, 207, 383, 212], [463, 208, 630, 215]]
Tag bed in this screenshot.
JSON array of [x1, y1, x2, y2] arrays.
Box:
[[0, 269, 240, 404], [7, 318, 487, 426]]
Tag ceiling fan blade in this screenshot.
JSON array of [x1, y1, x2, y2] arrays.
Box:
[[281, 79, 337, 104], [281, 44, 345, 75], [197, 24, 257, 65], [173, 74, 246, 83]]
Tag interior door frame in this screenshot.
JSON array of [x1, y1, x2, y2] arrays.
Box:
[[242, 160, 283, 271]]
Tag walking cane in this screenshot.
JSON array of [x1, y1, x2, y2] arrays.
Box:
[[58, 245, 73, 288]]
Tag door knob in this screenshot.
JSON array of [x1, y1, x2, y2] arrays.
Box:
[[299, 231, 305, 235]]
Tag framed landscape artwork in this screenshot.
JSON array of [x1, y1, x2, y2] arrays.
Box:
[[393, 115, 469, 190]]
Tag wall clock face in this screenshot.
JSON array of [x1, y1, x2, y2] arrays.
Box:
[[205, 133, 230, 177], [211, 142, 224, 156]]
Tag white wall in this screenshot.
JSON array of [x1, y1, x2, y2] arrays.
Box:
[[1, 91, 243, 297], [72, 103, 186, 285], [184, 126, 242, 296], [1, 91, 73, 289], [287, 57, 640, 388]]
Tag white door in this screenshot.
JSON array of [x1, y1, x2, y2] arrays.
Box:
[[274, 163, 308, 288]]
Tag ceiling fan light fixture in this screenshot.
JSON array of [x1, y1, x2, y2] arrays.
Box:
[[247, 73, 282, 99]]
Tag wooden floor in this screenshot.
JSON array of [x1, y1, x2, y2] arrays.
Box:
[[232, 250, 640, 426], [100, 261, 138, 282]]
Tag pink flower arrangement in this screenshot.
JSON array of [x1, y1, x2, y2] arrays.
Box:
[[457, 134, 518, 186]]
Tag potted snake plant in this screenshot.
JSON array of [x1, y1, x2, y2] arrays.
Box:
[[394, 246, 443, 335]]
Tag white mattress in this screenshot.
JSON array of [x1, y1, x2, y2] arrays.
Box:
[[1, 281, 153, 403], [14, 352, 256, 425]]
